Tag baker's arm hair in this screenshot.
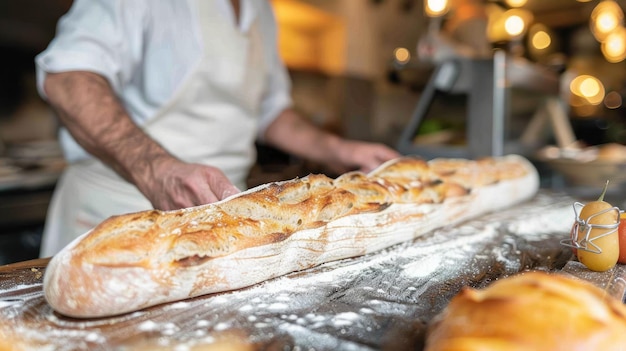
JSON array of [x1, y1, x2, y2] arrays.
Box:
[[44, 71, 238, 209], [263, 108, 399, 174]]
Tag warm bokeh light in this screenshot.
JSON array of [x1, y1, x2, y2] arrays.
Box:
[[505, 0, 527, 7], [605, 91, 623, 109], [570, 75, 606, 105], [580, 78, 600, 98], [505, 15, 525, 36], [393, 47, 411, 64], [527, 23, 557, 60], [486, 7, 533, 42], [531, 30, 551, 50], [425, 0, 449, 17], [601, 26, 626, 62], [590, 0, 624, 41], [597, 12, 620, 32]]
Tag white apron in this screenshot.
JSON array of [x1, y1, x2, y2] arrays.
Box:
[[40, 0, 267, 257]]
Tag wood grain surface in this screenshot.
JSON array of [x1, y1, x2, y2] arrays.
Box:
[[1, 192, 625, 351]]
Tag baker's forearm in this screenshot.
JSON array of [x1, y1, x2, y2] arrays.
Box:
[[263, 108, 344, 164], [264, 108, 400, 174], [43, 71, 173, 185], [44, 71, 239, 209]]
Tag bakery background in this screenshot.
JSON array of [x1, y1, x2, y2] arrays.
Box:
[[0, 0, 625, 264]]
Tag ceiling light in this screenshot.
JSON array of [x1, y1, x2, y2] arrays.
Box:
[[394, 47, 411, 64], [425, 0, 449, 17], [570, 75, 605, 105], [590, 0, 624, 41], [505, 0, 527, 7], [601, 26, 626, 62], [505, 15, 526, 36], [531, 30, 551, 50]]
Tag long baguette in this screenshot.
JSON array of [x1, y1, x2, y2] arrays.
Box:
[[43, 155, 539, 318]]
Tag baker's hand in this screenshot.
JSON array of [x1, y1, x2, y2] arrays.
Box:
[[331, 140, 401, 174], [136, 158, 240, 211]]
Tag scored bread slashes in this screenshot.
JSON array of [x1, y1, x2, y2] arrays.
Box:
[[43, 155, 539, 318]]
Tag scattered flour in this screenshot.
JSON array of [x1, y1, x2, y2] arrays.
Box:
[[196, 319, 210, 328], [267, 303, 289, 311], [333, 312, 360, 325], [0, 283, 41, 295], [238, 304, 253, 312], [214, 322, 230, 331], [402, 255, 443, 278], [137, 320, 159, 332]]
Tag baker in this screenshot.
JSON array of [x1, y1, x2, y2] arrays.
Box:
[[36, 0, 400, 257]]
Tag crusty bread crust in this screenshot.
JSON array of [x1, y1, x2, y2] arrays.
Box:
[[44, 155, 539, 318], [425, 271, 626, 351]]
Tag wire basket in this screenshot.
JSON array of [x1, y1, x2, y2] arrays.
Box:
[[560, 202, 620, 254]]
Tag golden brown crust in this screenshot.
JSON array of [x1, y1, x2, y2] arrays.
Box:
[[44, 155, 538, 318], [425, 271, 626, 351], [74, 156, 484, 266]]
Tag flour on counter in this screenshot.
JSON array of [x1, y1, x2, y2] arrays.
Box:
[[0, 192, 575, 351], [193, 319, 209, 328], [267, 303, 289, 311], [506, 205, 571, 238], [0, 283, 41, 295], [137, 320, 159, 332], [214, 322, 230, 331], [402, 255, 442, 278]]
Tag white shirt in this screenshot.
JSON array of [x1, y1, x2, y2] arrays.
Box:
[[35, 0, 292, 163]]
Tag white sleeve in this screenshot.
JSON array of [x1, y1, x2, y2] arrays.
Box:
[[255, 4, 294, 142], [35, 0, 145, 99]]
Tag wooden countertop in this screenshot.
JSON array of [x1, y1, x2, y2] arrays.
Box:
[[1, 192, 625, 351]]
